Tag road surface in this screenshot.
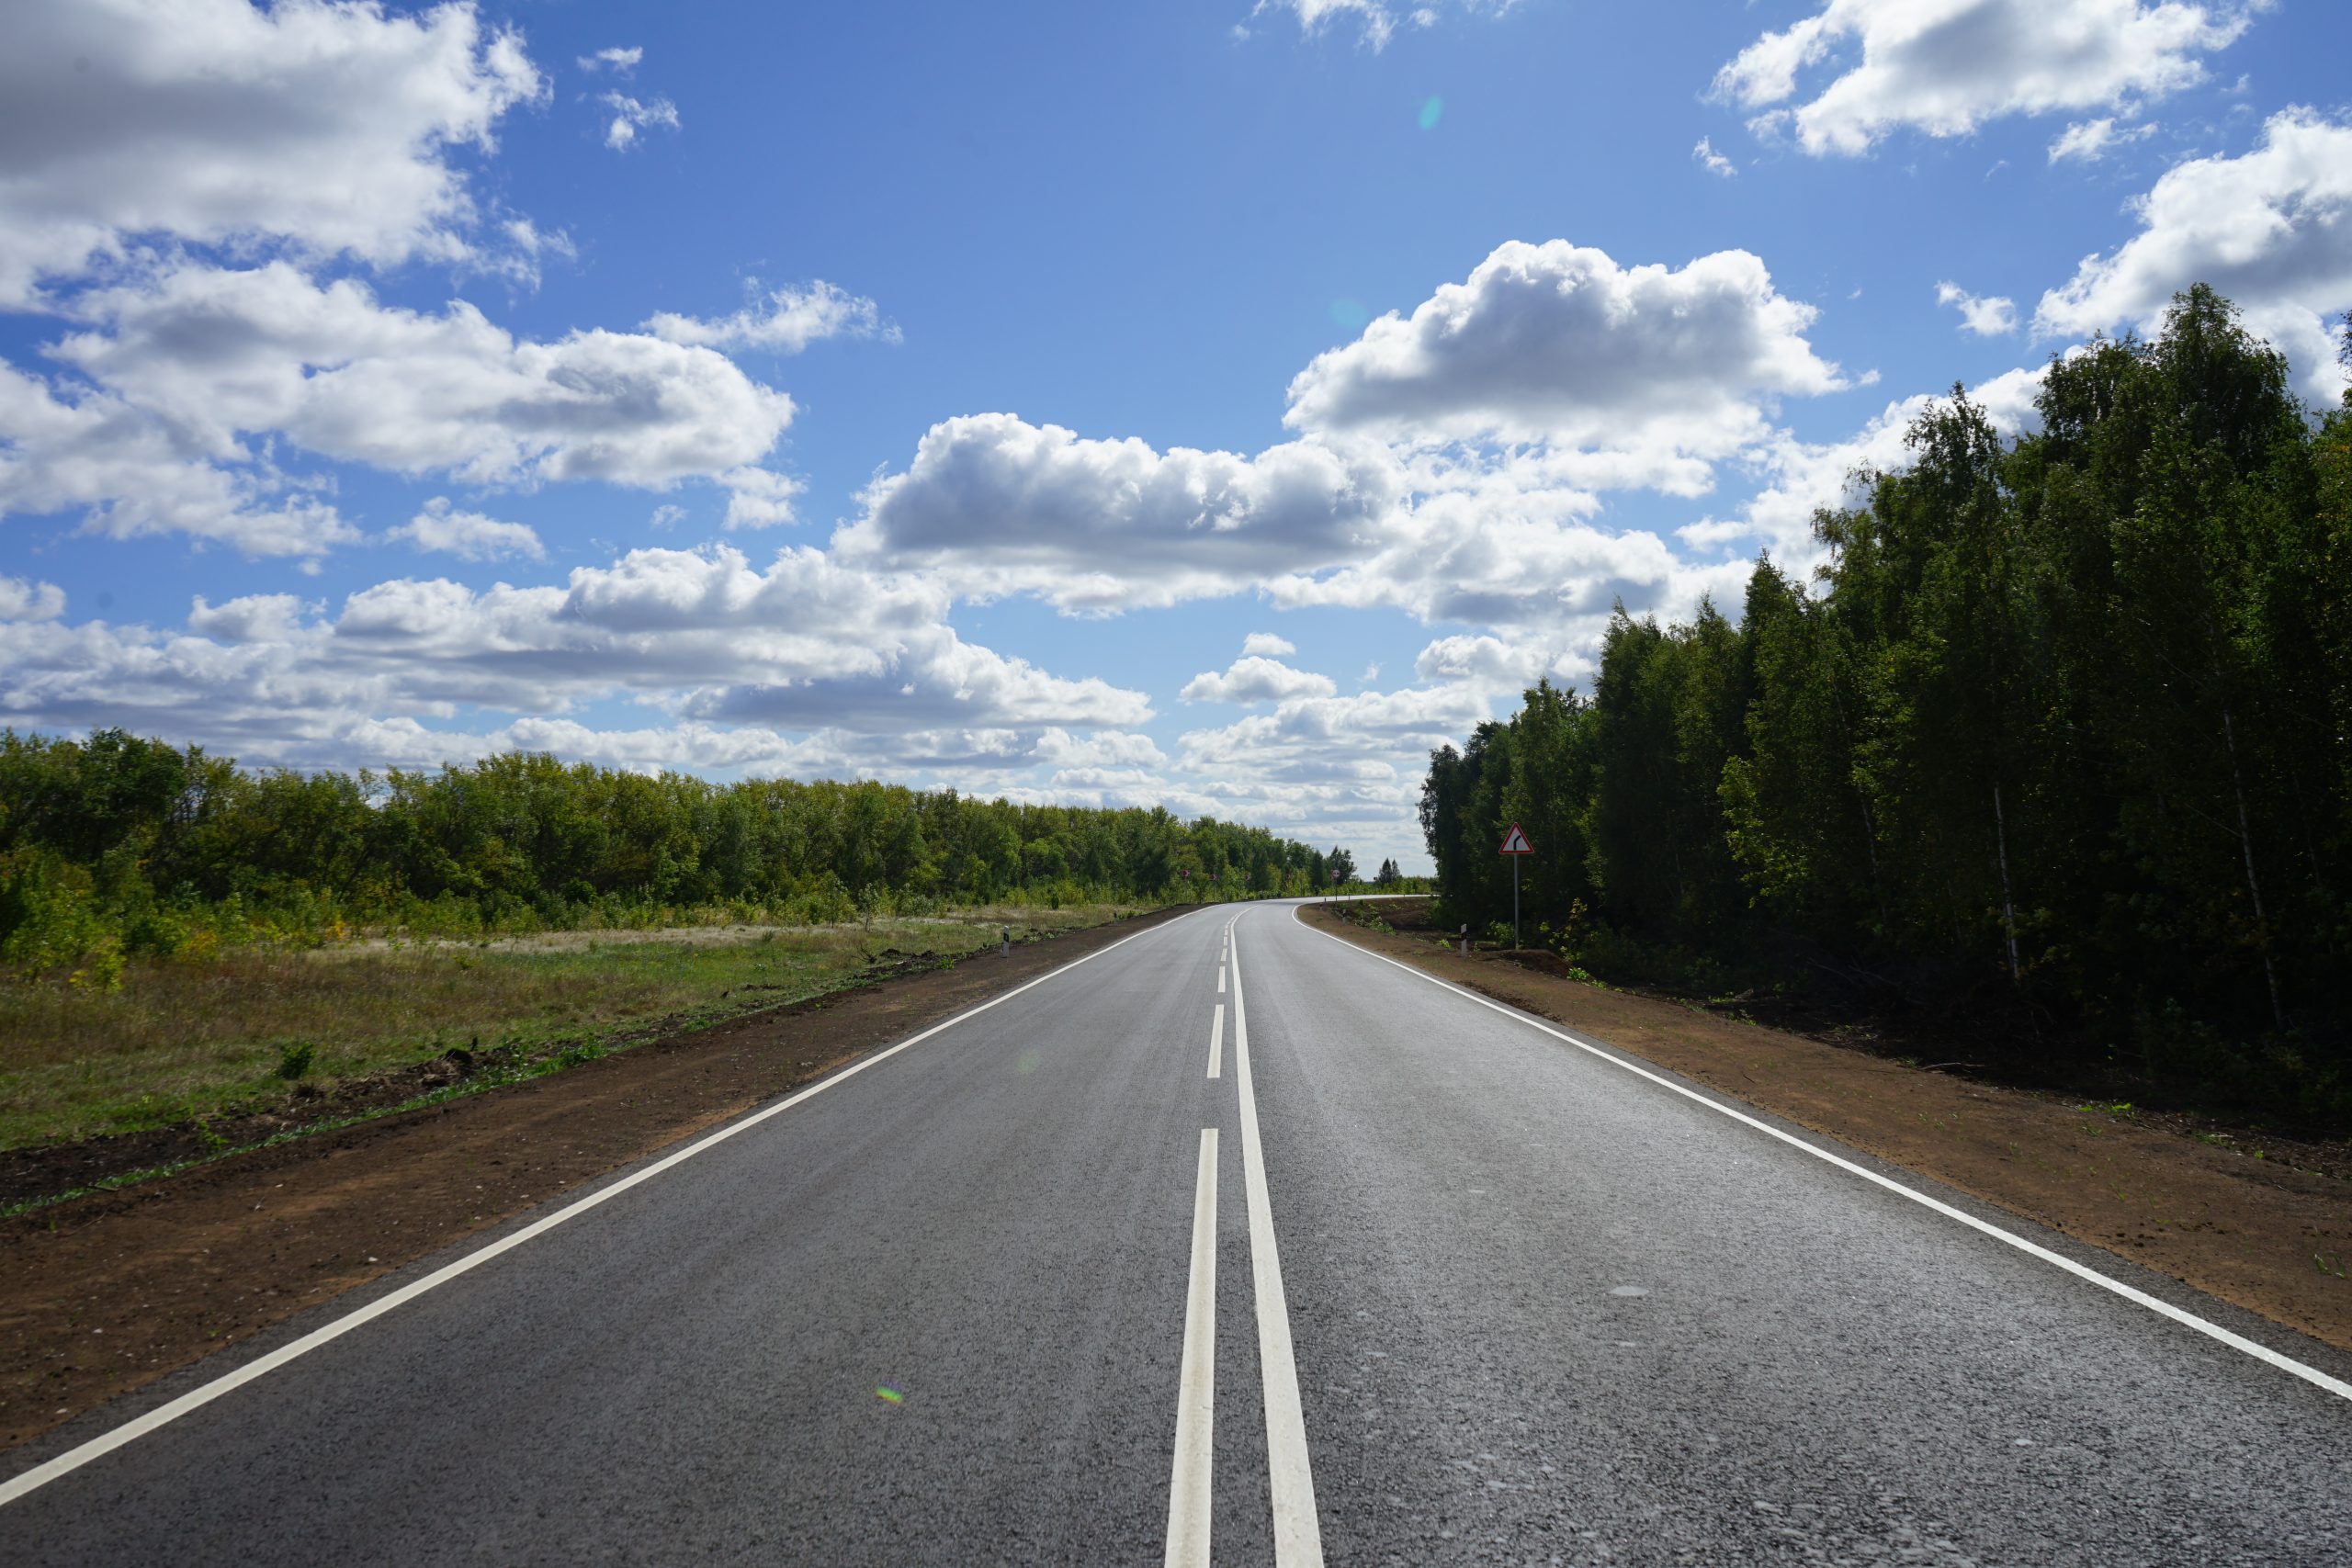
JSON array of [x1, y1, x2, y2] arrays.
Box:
[[4, 901, 2347, 1564]]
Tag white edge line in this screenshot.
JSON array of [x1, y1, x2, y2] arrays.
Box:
[[1230, 917, 1326, 1566], [1294, 909, 2352, 1404], [1208, 1004, 1225, 1080], [1163, 1127, 1218, 1568], [0, 910, 1207, 1508]]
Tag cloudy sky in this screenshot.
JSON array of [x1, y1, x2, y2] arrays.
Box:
[[3, 1, 2347, 872]]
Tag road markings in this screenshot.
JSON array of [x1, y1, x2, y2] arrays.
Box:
[[1207, 1005, 1226, 1079], [1218, 964, 1227, 993], [1296, 914, 2352, 1406], [1230, 922, 1327, 1565], [1165, 1129, 1218, 1568], [0, 911, 1212, 1510]]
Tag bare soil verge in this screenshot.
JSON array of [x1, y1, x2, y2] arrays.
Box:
[[0, 906, 1194, 1452], [1305, 900, 2352, 1355]]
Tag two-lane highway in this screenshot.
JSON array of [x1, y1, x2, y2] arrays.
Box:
[[4, 902, 2348, 1564]]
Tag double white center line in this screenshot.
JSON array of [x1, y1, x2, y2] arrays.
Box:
[[1165, 917, 1324, 1568]]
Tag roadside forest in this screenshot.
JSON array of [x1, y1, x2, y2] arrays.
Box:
[[1421, 288, 2352, 1127], [0, 735, 1342, 977]]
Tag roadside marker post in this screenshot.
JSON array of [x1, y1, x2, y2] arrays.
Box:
[[1498, 822, 1533, 949]]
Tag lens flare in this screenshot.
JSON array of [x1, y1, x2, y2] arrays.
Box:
[[1419, 96, 1443, 131], [876, 1386, 904, 1404]]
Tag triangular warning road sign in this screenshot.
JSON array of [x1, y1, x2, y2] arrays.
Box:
[[1499, 823, 1533, 854]]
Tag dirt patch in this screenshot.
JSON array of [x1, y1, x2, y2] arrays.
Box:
[[0, 907, 1194, 1452], [1306, 902, 2352, 1355]]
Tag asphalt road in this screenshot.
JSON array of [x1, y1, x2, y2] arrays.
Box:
[[4, 901, 2348, 1565]]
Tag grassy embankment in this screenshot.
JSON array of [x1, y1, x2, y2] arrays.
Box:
[[0, 904, 1130, 1155]]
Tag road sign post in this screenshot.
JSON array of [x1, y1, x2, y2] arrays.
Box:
[[1498, 822, 1533, 949]]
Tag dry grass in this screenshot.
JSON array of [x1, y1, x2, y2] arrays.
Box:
[[0, 905, 1127, 1150]]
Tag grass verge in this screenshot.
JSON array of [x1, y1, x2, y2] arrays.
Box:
[[0, 904, 1131, 1155]]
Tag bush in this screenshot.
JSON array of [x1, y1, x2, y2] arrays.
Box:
[[67, 936, 126, 993], [0, 852, 112, 972]]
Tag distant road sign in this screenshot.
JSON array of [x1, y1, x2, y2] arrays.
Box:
[[1499, 823, 1533, 855]]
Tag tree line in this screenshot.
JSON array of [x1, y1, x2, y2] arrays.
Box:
[[0, 732, 1352, 976], [1421, 288, 2352, 1126]]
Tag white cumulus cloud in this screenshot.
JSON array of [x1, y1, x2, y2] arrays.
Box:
[[1241, 632, 1298, 657], [1179, 656, 1339, 705], [1937, 281, 2020, 334], [842, 239, 1863, 638], [0, 0, 544, 305], [2034, 107, 2352, 402], [1413, 634, 1576, 689], [838, 413, 1401, 613], [388, 498, 546, 562], [1283, 241, 1851, 484], [1693, 137, 1738, 177], [713, 466, 806, 531], [1713, 0, 2255, 157], [0, 355, 361, 559], [1678, 365, 2048, 566], [0, 575, 68, 623], [0, 545, 1152, 767], [0, 261, 805, 556], [1177, 684, 1492, 835]]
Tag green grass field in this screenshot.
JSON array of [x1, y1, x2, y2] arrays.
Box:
[[0, 905, 1130, 1151]]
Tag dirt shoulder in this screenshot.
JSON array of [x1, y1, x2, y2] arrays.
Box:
[[1303, 902, 2352, 1355], [0, 905, 1197, 1453]]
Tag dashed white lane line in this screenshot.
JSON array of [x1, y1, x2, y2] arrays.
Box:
[[1207, 1005, 1225, 1079], [1164, 1128, 1218, 1568], [0, 912, 1211, 1510], [1294, 911, 2352, 1406], [1230, 921, 1327, 1565], [1218, 965, 1227, 993]]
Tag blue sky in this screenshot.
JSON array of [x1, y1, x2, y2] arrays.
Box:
[[4, 0, 2348, 872]]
